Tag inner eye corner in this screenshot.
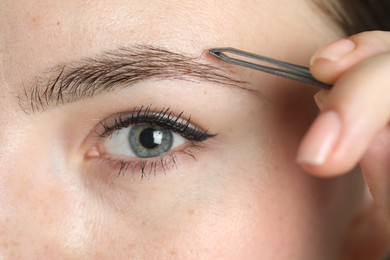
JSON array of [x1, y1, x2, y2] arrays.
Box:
[[83, 105, 216, 178]]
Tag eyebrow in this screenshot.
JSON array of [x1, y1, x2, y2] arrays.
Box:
[[19, 45, 247, 113]]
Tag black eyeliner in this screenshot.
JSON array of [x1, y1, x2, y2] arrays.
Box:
[[97, 105, 216, 142], [93, 105, 215, 177]]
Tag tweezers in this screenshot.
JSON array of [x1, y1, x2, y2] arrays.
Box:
[[209, 47, 330, 89]]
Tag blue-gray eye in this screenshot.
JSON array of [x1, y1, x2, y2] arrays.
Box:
[[102, 124, 186, 159], [129, 125, 173, 158]]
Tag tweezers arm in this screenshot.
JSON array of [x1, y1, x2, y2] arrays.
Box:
[[209, 47, 331, 90]]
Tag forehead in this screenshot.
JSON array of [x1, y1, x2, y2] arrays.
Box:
[[1, 0, 337, 51], [0, 0, 339, 93]]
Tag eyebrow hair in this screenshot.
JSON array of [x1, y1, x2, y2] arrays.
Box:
[[19, 45, 247, 113]]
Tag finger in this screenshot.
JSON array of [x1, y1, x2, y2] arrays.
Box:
[[311, 31, 390, 84], [297, 52, 390, 176], [360, 126, 390, 224]]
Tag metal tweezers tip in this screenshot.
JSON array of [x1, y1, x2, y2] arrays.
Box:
[[208, 47, 330, 89]]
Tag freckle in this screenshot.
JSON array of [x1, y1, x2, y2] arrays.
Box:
[[56, 21, 61, 26], [170, 249, 178, 256], [31, 16, 40, 25], [187, 208, 195, 216], [27, 15, 42, 30]]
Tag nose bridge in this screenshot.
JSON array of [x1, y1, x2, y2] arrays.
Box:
[[0, 51, 10, 95], [0, 47, 20, 117]]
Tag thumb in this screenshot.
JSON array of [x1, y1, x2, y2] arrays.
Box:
[[311, 31, 390, 84]]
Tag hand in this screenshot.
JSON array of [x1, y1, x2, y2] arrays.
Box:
[[297, 31, 390, 223]]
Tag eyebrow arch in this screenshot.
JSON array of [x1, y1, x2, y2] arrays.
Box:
[[19, 45, 247, 113]]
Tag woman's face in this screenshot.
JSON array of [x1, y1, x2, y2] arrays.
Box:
[[0, 0, 364, 258]]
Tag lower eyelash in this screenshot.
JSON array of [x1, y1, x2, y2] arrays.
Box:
[[90, 105, 215, 178], [103, 142, 204, 179]]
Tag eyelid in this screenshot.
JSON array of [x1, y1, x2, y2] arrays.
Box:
[[85, 105, 216, 177], [95, 105, 216, 140]]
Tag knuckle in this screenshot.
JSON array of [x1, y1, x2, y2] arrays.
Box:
[[351, 31, 390, 51]]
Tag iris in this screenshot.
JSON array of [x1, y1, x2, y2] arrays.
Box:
[[129, 125, 173, 158]]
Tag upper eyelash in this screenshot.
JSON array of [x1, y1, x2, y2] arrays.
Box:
[[96, 105, 216, 141], [90, 105, 216, 178]]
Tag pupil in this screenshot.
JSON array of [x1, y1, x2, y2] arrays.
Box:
[[139, 128, 160, 149]]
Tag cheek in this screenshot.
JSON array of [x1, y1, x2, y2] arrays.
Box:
[[198, 149, 363, 258], [0, 159, 74, 257], [0, 117, 89, 257], [185, 83, 365, 258]]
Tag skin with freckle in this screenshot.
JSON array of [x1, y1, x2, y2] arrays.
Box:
[[0, 0, 386, 259]]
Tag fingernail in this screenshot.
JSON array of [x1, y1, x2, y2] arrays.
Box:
[[297, 111, 341, 165], [313, 90, 330, 111], [310, 39, 356, 66]]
